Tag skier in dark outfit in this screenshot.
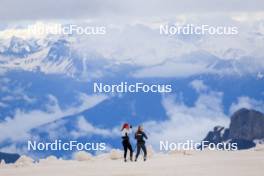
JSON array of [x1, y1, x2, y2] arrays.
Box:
[[121, 123, 133, 162], [134, 125, 148, 161]]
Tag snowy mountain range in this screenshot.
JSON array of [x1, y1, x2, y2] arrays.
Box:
[[1, 36, 264, 80]]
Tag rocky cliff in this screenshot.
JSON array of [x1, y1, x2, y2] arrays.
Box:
[[202, 108, 264, 149]]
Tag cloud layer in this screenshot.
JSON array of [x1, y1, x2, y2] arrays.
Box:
[[144, 80, 229, 149], [229, 96, 264, 114], [0, 93, 108, 143]]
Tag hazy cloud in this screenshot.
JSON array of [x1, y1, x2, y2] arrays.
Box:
[[70, 116, 120, 138], [0, 93, 108, 143], [145, 83, 229, 149], [190, 80, 208, 92], [229, 96, 264, 114], [1, 0, 264, 21]]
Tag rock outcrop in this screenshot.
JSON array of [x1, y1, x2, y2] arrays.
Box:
[[229, 108, 264, 140], [202, 108, 264, 150], [0, 152, 20, 164]]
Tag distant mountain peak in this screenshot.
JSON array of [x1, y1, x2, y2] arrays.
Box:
[[0, 36, 40, 58]]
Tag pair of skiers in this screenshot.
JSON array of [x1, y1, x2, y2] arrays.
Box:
[[121, 123, 148, 162]]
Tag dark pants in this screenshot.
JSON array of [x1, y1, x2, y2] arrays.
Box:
[[122, 140, 133, 159], [135, 142, 147, 159]]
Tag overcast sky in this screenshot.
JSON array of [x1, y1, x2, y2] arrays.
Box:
[[1, 0, 264, 22]]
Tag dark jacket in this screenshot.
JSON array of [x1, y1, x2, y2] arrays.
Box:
[[122, 129, 130, 143], [122, 132, 129, 141], [135, 131, 148, 143]]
